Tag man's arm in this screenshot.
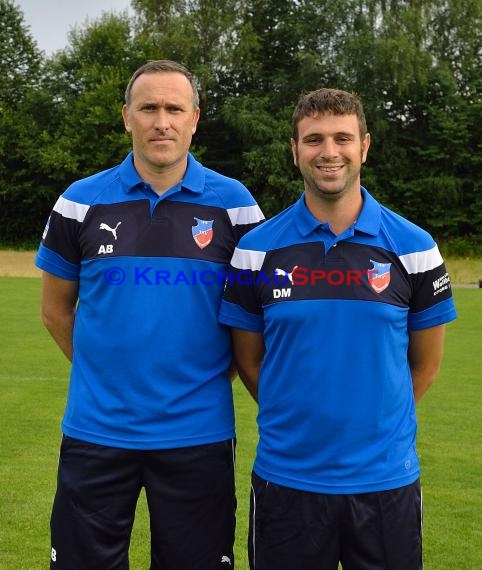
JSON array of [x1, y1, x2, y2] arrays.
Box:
[[231, 328, 264, 402], [40, 271, 79, 362], [227, 361, 237, 382], [408, 324, 446, 402]]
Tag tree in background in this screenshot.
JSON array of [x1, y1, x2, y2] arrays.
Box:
[[0, 0, 480, 248], [332, 0, 481, 245], [221, 0, 481, 240], [221, 0, 357, 215], [0, 0, 44, 243], [131, 0, 246, 174], [0, 7, 150, 243], [38, 12, 139, 180]]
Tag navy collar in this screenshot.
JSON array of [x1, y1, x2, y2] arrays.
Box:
[[293, 187, 381, 237], [119, 152, 205, 195]]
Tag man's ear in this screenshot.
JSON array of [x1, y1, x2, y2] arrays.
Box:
[[122, 105, 131, 133], [191, 107, 200, 135], [361, 132, 370, 164], [291, 139, 298, 167]]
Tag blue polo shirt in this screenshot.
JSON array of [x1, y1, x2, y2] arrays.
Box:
[[36, 152, 264, 449], [220, 188, 456, 493]]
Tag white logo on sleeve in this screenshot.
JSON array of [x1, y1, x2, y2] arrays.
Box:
[[99, 221, 121, 240], [221, 555, 232, 564]]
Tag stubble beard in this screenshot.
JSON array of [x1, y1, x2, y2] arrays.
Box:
[[305, 155, 363, 203]]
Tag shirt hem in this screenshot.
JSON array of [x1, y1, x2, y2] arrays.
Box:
[[253, 466, 420, 494], [62, 425, 236, 450]]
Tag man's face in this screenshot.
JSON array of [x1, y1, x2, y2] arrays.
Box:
[[122, 71, 200, 174], [291, 113, 370, 202]]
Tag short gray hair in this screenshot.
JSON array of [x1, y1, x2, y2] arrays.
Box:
[[124, 60, 200, 109]]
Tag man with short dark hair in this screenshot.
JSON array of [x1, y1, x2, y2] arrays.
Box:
[[220, 88, 457, 570], [36, 59, 263, 569]]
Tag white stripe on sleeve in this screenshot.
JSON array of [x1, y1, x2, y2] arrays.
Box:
[[399, 245, 443, 274], [231, 248, 266, 271], [227, 205, 265, 226], [53, 196, 89, 223]]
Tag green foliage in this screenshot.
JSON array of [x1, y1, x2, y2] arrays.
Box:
[[0, 1, 45, 243], [40, 14, 140, 178], [440, 238, 482, 259], [334, 0, 481, 240], [0, 10, 140, 244], [0, 0, 480, 243], [0, 0, 42, 106], [222, 96, 303, 216]]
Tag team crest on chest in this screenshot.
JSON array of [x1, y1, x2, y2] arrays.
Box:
[[192, 217, 214, 249], [368, 260, 392, 293]]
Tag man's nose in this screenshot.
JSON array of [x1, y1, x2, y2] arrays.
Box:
[[154, 110, 170, 131], [319, 138, 339, 158]]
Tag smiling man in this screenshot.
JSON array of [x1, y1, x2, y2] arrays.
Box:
[[220, 88, 457, 570], [35, 60, 264, 570]]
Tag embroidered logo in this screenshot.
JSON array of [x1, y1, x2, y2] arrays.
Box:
[[368, 260, 391, 293], [192, 217, 214, 249], [99, 222, 121, 240], [221, 555, 232, 565]]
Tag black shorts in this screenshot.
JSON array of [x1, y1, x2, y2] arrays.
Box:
[[249, 471, 422, 570], [50, 436, 236, 570]]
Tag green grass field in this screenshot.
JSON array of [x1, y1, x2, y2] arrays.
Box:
[[0, 277, 480, 569]]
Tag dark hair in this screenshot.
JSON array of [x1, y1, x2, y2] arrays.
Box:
[[124, 60, 200, 108], [292, 88, 367, 141]]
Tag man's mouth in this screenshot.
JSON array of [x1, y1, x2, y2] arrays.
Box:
[[317, 164, 344, 173]]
